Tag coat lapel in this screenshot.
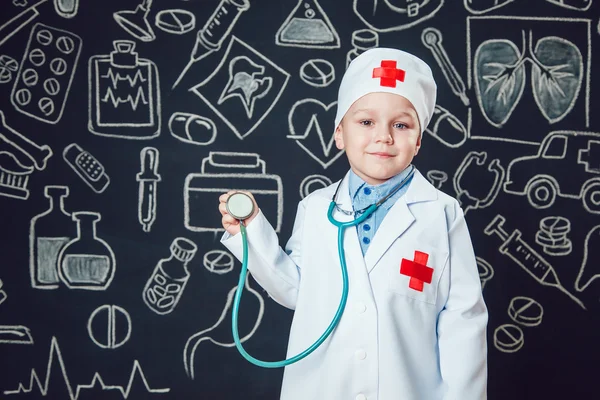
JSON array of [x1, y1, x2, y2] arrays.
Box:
[[364, 169, 438, 273]]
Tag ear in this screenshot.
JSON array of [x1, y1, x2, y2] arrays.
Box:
[[334, 123, 345, 150], [414, 134, 422, 156]]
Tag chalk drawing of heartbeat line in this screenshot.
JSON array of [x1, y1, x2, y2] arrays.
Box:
[[101, 68, 147, 88], [3, 337, 170, 399], [101, 87, 149, 110]]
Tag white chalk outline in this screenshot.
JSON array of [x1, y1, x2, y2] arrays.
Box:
[[10, 23, 82, 124], [299, 174, 332, 199], [466, 16, 591, 144], [508, 296, 544, 327], [574, 225, 600, 292], [0, 325, 33, 344], [453, 151, 505, 214], [184, 275, 265, 379], [502, 131, 600, 213], [154, 9, 196, 35], [493, 323, 524, 353], [476, 256, 494, 290], [57, 211, 116, 291], [168, 112, 217, 146], [63, 143, 110, 193], [287, 98, 344, 169], [3, 337, 170, 398], [88, 40, 161, 139], [137, 147, 160, 233], [299, 59, 335, 88], [184, 152, 284, 233], [190, 36, 290, 140], [546, 0, 592, 11], [535, 216, 572, 256], [113, 0, 155, 42], [0, 278, 6, 306], [275, 0, 340, 49], [463, 0, 515, 14], [87, 304, 132, 349], [353, 0, 445, 32], [424, 105, 467, 148], [29, 185, 72, 289], [0, 0, 47, 47], [203, 249, 234, 275], [53, 0, 79, 18]]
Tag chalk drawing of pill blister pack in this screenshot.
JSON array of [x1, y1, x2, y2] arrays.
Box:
[[467, 16, 591, 145], [353, 0, 445, 32], [184, 152, 283, 233], [89, 40, 160, 139], [502, 131, 600, 214], [10, 23, 82, 124], [190, 36, 290, 140]]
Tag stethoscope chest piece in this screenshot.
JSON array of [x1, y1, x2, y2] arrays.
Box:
[[227, 192, 255, 220]]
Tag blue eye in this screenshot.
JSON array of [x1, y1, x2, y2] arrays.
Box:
[[394, 123, 408, 129]]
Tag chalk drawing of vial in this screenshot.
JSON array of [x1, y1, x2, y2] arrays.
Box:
[[143, 238, 197, 315], [29, 186, 76, 289], [58, 212, 116, 290], [88, 40, 161, 139]]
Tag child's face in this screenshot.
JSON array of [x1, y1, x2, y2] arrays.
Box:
[[334, 92, 421, 186]]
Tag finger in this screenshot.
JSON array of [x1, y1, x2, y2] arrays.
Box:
[[222, 214, 239, 226]]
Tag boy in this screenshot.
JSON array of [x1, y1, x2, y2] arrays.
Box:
[[219, 48, 488, 400]]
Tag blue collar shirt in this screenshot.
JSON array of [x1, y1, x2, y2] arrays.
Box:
[[348, 167, 414, 256]]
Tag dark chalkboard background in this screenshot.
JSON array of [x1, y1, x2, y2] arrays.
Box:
[[1, 0, 599, 399]]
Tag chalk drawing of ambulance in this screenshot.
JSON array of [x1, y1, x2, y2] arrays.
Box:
[[503, 131, 600, 213]]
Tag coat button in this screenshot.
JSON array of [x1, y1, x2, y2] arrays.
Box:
[[355, 349, 367, 360], [356, 302, 366, 313], [356, 394, 367, 400]]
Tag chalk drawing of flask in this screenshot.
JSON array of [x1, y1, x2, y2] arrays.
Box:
[[58, 212, 116, 290], [143, 238, 197, 315], [29, 186, 76, 289], [89, 40, 161, 139]]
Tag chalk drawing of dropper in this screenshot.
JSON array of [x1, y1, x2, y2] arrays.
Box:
[[137, 147, 160, 232], [484, 215, 586, 310]]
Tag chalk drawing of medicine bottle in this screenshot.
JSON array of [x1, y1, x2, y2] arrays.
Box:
[[58, 212, 116, 290], [29, 186, 76, 289], [143, 238, 197, 315], [88, 40, 160, 139]]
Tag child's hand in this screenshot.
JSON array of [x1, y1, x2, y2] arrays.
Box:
[[219, 191, 260, 236]]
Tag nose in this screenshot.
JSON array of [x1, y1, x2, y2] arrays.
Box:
[[373, 125, 393, 144]]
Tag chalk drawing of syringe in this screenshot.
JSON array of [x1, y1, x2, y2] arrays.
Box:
[[485, 215, 586, 310]]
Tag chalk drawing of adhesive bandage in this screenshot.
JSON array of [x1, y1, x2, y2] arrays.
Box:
[[503, 131, 600, 214], [89, 40, 160, 139], [288, 99, 345, 169], [184, 274, 264, 380], [3, 337, 170, 398], [0, 110, 53, 200], [464, 0, 592, 14], [275, 0, 340, 49], [184, 152, 283, 233], [467, 17, 591, 145], [10, 23, 82, 124], [353, 0, 445, 32], [190, 36, 290, 140], [484, 214, 586, 310], [453, 151, 505, 214]]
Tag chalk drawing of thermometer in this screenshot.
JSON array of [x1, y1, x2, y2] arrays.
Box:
[[484, 215, 586, 310], [421, 27, 470, 106]]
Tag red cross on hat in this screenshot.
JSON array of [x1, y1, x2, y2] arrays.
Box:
[[372, 60, 406, 88]]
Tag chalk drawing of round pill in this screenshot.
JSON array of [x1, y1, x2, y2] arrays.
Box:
[[299, 59, 335, 88], [87, 304, 132, 349], [203, 250, 234, 275], [508, 296, 543, 327], [494, 324, 524, 353]]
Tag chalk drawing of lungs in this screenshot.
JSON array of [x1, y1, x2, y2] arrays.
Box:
[[190, 36, 290, 140], [475, 32, 582, 128], [353, 0, 444, 32], [88, 40, 161, 139], [287, 99, 344, 169], [467, 17, 591, 144]]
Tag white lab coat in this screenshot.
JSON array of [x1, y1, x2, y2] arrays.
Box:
[[221, 169, 488, 400]]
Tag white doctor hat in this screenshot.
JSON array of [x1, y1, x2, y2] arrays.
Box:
[[334, 47, 437, 136]]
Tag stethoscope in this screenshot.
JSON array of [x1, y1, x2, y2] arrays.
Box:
[[227, 165, 416, 368]]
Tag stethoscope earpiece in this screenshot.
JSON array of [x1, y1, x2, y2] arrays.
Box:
[[226, 192, 255, 220]]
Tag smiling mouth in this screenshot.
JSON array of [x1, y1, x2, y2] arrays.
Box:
[[369, 152, 395, 158]]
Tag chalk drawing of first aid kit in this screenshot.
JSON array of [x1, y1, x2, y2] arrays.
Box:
[[184, 152, 283, 232]]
